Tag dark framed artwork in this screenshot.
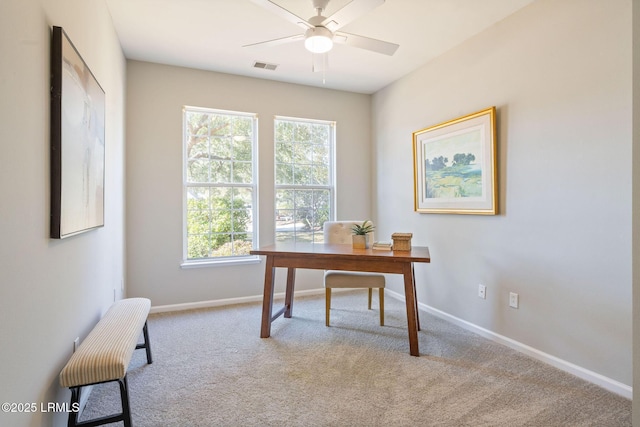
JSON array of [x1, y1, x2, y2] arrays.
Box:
[[413, 107, 497, 215], [50, 26, 105, 238]]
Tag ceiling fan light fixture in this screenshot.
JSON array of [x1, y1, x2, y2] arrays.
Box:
[[304, 27, 333, 53]]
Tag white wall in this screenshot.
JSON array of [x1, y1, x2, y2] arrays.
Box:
[[373, 0, 632, 387], [632, 0, 640, 420], [125, 61, 371, 306], [0, 1, 126, 426]]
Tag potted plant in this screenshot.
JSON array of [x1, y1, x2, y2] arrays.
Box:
[[351, 220, 374, 249]]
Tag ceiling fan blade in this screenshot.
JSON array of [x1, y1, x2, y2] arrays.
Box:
[[249, 0, 313, 30], [321, 0, 385, 32], [243, 34, 304, 49], [334, 31, 399, 56]]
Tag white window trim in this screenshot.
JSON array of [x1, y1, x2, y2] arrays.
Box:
[[180, 256, 261, 269], [181, 106, 259, 267]]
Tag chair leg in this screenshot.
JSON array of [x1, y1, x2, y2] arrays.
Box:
[[368, 288, 373, 310], [325, 288, 331, 326], [379, 288, 385, 326]]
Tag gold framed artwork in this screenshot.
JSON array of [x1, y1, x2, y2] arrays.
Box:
[[413, 107, 497, 215]]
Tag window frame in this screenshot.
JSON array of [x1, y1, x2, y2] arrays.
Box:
[[181, 106, 260, 267], [274, 115, 336, 243]]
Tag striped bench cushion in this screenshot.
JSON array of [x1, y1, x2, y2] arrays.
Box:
[[60, 298, 151, 388]]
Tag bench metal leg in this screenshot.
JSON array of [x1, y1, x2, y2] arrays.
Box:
[[118, 376, 132, 427], [67, 387, 80, 427], [135, 320, 153, 364], [67, 376, 132, 427]]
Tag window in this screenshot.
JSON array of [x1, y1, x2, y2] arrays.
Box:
[[183, 107, 257, 263], [275, 117, 335, 243]]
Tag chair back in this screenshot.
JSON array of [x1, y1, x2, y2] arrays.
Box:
[[323, 221, 374, 244]]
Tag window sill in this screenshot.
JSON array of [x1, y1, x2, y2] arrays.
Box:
[[180, 255, 262, 269]]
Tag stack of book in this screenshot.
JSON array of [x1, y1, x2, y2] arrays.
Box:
[[372, 241, 393, 251]]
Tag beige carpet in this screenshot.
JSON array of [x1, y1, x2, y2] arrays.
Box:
[[79, 291, 631, 426]]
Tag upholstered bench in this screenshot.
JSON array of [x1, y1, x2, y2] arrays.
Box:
[[59, 297, 152, 427]]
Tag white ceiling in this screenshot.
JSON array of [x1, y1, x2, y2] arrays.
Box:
[[105, 0, 534, 94]]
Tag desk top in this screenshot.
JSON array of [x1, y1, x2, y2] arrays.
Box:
[[251, 243, 430, 263]]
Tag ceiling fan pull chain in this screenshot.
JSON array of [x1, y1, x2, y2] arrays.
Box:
[[323, 53, 328, 84]]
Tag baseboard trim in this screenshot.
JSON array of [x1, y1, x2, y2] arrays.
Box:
[[150, 288, 631, 399], [150, 288, 331, 314], [384, 289, 632, 399]]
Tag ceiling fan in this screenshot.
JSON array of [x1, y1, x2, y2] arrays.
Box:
[[245, 0, 399, 70]]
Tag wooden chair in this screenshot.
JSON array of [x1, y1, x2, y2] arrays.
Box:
[[323, 221, 385, 326]]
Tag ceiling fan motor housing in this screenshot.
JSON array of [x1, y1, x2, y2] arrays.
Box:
[[304, 26, 334, 53]]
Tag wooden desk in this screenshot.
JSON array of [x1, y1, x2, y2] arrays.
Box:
[[250, 243, 431, 356]]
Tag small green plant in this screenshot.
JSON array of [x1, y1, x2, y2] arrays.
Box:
[[351, 220, 375, 235]]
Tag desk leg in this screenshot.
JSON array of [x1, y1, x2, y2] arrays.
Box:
[[413, 264, 420, 331], [260, 255, 276, 338], [284, 267, 296, 318], [403, 262, 420, 356]]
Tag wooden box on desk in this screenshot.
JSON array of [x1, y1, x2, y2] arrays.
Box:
[[391, 233, 413, 251]]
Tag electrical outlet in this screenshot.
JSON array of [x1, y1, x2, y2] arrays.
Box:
[[478, 284, 486, 299], [73, 337, 79, 353], [509, 292, 519, 308]]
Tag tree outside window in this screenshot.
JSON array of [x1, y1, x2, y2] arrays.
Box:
[[183, 107, 256, 260], [275, 117, 335, 243]]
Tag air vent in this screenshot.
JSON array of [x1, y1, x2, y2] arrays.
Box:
[[253, 61, 278, 71]]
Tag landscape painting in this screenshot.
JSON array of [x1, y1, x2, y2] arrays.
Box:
[[423, 126, 483, 199], [413, 107, 497, 215]]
